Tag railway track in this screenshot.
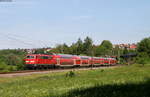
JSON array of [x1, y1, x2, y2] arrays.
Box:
[[0, 64, 123, 77]]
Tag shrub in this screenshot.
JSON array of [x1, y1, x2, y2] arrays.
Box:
[[101, 69, 104, 72], [0, 62, 8, 71], [66, 71, 76, 77], [136, 52, 150, 65], [0, 61, 18, 72]]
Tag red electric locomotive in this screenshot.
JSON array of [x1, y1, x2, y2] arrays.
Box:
[[25, 54, 55, 68]]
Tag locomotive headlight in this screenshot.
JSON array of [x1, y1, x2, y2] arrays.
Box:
[[30, 61, 35, 62], [26, 61, 35, 62], [26, 61, 29, 62]]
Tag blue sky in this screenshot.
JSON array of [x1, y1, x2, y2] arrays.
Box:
[[0, 0, 149, 49]]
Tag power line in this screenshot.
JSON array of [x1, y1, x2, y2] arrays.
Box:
[[0, 33, 38, 48], [6, 33, 48, 47]]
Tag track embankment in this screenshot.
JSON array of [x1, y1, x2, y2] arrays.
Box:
[[0, 65, 123, 78]]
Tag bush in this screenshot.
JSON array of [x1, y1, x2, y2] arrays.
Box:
[[66, 71, 76, 77], [0, 62, 8, 70], [0, 49, 26, 71], [136, 52, 150, 65], [0, 61, 18, 72]]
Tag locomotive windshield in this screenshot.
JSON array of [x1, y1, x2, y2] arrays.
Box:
[[26, 56, 35, 59]]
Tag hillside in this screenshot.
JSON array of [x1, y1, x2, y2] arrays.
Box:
[[0, 64, 150, 97]]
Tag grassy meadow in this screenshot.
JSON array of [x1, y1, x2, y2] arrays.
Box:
[[0, 64, 150, 97]]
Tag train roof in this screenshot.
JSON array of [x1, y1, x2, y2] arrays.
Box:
[[27, 54, 53, 56]]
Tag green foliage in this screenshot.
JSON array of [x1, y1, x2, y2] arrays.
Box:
[[95, 45, 106, 56], [136, 52, 149, 65], [0, 61, 7, 70], [50, 36, 94, 56], [76, 38, 84, 55], [95, 40, 113, 56], [101, 40, 113, 50], [34, 49, 45, 54], [0, 61, 17, 72], [83, 36, 93, 56], [70, 43, 78, 55], [119, 57, 126, 64], [50, 43, 71, 54], [50, 44, 62, 53], [100, 69, 104, 72], [0, 49, 26, 72], [137, 37, 150, 56], [136, 37, 150, 64], [123, 47, 128, 54], [112, 45, 121, 56], [50, 37, 116, 57], [62, 43, 71, 54], [66, 71, 76, 77]]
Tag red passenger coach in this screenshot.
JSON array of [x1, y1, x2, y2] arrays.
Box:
[[54, 54, 81, 67], [79, 56, 91, 66], [92, 57, 105, 65], [103, 58, 117, 65]]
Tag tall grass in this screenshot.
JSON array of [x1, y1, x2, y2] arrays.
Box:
[[0, 64, 150, 97]]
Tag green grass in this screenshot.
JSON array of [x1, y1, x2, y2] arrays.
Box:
[[0, 64, 150, 97]]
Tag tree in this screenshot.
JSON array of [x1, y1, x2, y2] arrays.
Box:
[[62, 43, 70, 54], [137, 52, 149, 66], [123, 47, 129, 55], [0, 49, 26, 71], [137, 37, 150, 57], [101, 40, 113, 50], [136, 37, 150, 65], [50, 44, 62, 53], [83, 36, 93, 56], [95, 40, 113, 56], [34, 49, 45, 54], [95, 46, 106, 56], [70, 43, 77, 55], [76, 38, 83, 55]]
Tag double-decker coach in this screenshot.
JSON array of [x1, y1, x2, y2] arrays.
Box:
[[92, 57, 105, 66], [79, 56, 91, 66], [54, 54, 81, 67]]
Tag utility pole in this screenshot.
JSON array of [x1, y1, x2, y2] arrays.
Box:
[[61, 45, 63, 53], [91, 47, 94, 69], [118, 49, 120, 64]]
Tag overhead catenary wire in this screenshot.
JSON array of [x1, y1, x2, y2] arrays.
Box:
[[6, 33, 48, 48], [0, 33, 41, 49], [6, 32, 60, 48], [0, 32, 61, 49], [7, 33, 61, 48]]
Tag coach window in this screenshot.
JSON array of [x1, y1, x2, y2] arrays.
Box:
[[49, 56, 53, 59], [81, 57, 89, 60], [61, 56, 71, 59], [40, 56, 49, 59]]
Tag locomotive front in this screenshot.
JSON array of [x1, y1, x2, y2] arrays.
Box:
[[24, 54, 38, 68]]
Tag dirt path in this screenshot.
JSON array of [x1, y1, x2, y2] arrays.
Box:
[[0, 65, 121, 78]]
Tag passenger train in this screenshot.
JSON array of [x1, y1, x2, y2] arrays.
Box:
[[24, 53, 117, 69]]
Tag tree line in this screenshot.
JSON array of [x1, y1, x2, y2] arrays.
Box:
[[49, 36, 114, 56]]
